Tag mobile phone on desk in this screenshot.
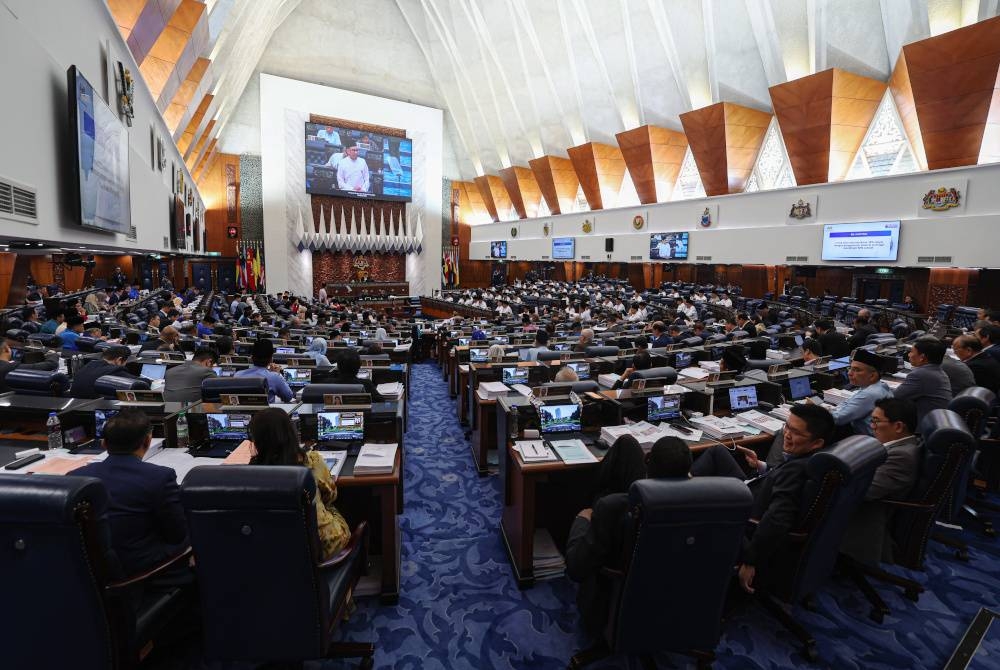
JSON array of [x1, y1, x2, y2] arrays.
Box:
[[5, 453, 45, 470]]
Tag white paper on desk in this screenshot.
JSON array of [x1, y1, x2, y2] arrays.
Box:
[[514, 440, 556, 462], [511, 384, 532, 397], [550, 440, 598, 464], [662, 384, 690, 395], [145, 449, 217, 484], [665, 426, 703, 442], [142, 438, 166, 462], [679, 367, 710, 380], [322, 451, 347, 478], [458, 364, 470, 373]]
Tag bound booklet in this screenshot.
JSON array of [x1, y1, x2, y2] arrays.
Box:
[[353, 443, 398, 475]]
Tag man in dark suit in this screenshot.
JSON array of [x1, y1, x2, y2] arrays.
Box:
[[894, 337, 953, 421], [330, 348, 384, 401], [976, 325, 1000, 365], [841, 398, 921, 564], [815, 319, 850, 358], [0, 342, 60, 392], [847, 309, 877, 350], [73, 409, 189, 580], [565, 437, 692, 634], [163, 348, 218, 403], [649, 321, 672, 348], [69, 346, 140, 399], [953, 334, 1000, 393], [689, 403, 836, 593]]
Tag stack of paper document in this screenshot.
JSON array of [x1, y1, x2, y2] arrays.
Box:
[[510, 383, 533, 397], [699, 360, 721, 372], [766, 349, 790, 359], [478, 381, 510, 400], [322, 451, 348, 479], [691, 415, 750, 440], [600, 424, 634, 446], [822, 388, 856, 405], [533, 529, 566, 580], [678, 367, 710, 380], [514, 440, 557, 463], [769, 404, 794, 421], [376, 382, 404, 400], [549, 439, 599, 464], [353, 443, 398, 475], [734, 409, 785, 434], [598, 372, 621, 388]]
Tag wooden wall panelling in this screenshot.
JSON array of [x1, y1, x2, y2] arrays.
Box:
[[567, 142, 627, 211], [529, 155, 580, 215], [0, 252, 15, 307], [196, 152, 239, 257], [970, 269, 1000, 309], [615, 125, 688, 203], [498, 167, 542, 220], [474, 175, 510, 222], [895, 16, 1000, 169], [680, 103, 771, 196], [455, 180, 490, 225], [927, 268, 978, 313]]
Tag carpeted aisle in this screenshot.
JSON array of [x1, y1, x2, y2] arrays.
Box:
[[329, 363, 1000, 669]]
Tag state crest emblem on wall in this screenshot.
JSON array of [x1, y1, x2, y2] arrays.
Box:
[[543, 222, 550, 236], [700, 208, 712, 228], [789, 199, 812, 219], [632, 215, 644, 230], [582, 219, 593, 233], [922, 187, 960, 211], [510, 226, 518, 238]]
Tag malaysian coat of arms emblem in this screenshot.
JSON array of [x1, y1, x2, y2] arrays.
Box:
[[789, 199, 812, 219], [700, 208, 712, 227], [582, 219, 593, 233], [922, 187, 960, 211], [632, 215, 644, 230], [510, 226, 518, 238]]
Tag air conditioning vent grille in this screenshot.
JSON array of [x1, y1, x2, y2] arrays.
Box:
[[934, 256, 952, 263], [785, 255, 808, 262], [696, 255, 712, 261], [917, 256, 934, 263], [630, 255, 643, 261], [0, 176, 38, 224]]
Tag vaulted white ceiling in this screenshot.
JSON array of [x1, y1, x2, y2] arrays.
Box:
[[215, 0, 999, 181]]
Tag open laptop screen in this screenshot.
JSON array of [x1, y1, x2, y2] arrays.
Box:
[[502, 367, 529, 385], [140, 363, 166, 381], [539, 403, 582, 434], [728, 386, 759, 411], [317, 411, 364, 441], [647, 394, 682, 421], [788, 376, 813, 400], [206, 413, 252, 441]]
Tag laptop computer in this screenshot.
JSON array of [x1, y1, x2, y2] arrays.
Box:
[[538, 402, 591, 444], [197, 412, 252, 454], [458, 337, 471, 346], [501, 367, 529, 385], [647, 394, 682, 422], [275, 346, 296, 354], [282, 367, 312, 388], [729, 386, 759, 412], [316, 410, 365, 450], [94, 409, 119, 439], [788, 375, 814, 401], [469, 348, 489, 363], [673, 351, 692, 369], [140, 363, 167, 384], [553, 343, 572, 352], [565, 361, 590, 380]]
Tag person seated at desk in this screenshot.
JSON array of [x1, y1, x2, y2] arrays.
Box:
[[305, 337, 333, 366], [214, 335, 234, 358], [613, 350, 652, 390], [847, 310, 877, 351], [574, 328, 595, 353], [566, 436, 692, 634], [977, 325, 1000, 365], [0, 341, 59, 392], [241, 409, 351, 560], [894, 337, 952, 422], [141, 326, 181, 352], [719, 345, 767, 382], [197, 315, 216, 338], [523, 330, 550, 362], [939, 345, 975, 397], [649, 321, 672, 348], [70, 346, 139, 399], [59, 315, 86, 351], [814, 319, 849, 359], [555, 366, 578, 383], [953, 334, 1000, 393], [234, 339, 295, 403], [330, 348, 384, 402], [801, 339, 823, 366], [827, 348, 894, 437], [41, 309, 64, 334], [690, 403, 836, 593], [163, 348, 218, 403], [74, 409, 190, 584], [841, 398, 921, 565]]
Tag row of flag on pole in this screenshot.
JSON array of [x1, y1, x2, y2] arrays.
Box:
[[237, 240, 266, 292], [294, 203, 423, 253], [442, 247, 460, 287]]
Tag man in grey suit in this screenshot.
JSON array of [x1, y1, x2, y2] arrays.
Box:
[[894, 337, 952, 422], [939, 349, 975, 396], [163, 348, 218, 403], [841, 397, 921, 564]]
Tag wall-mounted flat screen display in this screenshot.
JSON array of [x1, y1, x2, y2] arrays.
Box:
[[490, 241, 507, 258], [552, 237, 575, 259], [821, 221, 900, 262], [304, 122, 412, 202], [68, 66, 131, 234], [649, 232, 689, 260]]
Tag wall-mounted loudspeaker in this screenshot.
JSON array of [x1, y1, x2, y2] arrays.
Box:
[[605, 238, 614, 252]]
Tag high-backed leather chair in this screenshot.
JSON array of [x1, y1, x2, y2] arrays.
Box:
[[541, 380, 599, 394], [27, 333, 61, 348], [301, 383, 367, 403], [200, 376, 269, 402], [754, 435, 886, 661], [5, 328, 28, 343], [94, 375, 151, 399], [537, 350, 574, 362], [5, 369, 70, 396], [180, 466, 373, 667], [585, 345, 620, 358], [942, 388, 997, 533], [74, 336, 101, 353], [623, 366, 678, 388], [0, 474, 193, 670], [569, 477, 753, 669]]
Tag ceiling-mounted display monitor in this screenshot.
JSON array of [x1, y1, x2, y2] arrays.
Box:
[[821, 221, 900, 262], [649, 232, 689, 260], [304, 122, 412, 202], [490, 241, 507, 258], [552, 237, 575, 259], [67, 66, 131, 234]]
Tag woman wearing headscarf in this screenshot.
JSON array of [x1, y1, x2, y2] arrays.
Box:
[[304, 337, 332, 366]]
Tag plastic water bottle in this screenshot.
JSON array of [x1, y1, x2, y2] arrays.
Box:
[[46, 412, 62, 451], [176, 411, 189, 448]]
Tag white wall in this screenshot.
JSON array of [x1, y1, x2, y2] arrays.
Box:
[[470, 163, 1000, 268], [0, 0, 204, 252], [259, 73, 443, 297]]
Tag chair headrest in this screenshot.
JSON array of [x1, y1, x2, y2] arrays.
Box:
[[0, 474, 107, 524], [584, 345, 620, 357], [807, 435, 886, 480], [200, 376, 269, 401], [950, 386, 996, 412], [301, 383, 366, 402], [5, 369, 70, 396], [629, 477, 753, 525], [919, 409, 975, 448], [94, 375, 150, 396], [626, 366, 678, 385], [542, 380, 599, 393], [182, 465, 315, 510], [536, 351, 565, 362]]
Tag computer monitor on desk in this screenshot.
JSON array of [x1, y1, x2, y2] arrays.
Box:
[[502, 367, 529, 385], [469, 348, 489, 363], [729, 386, 759, 412], [565, 361, 590, 379], [647, 395, 682, 422], [94, 409, 119, 438], [788, 375, 813, 400], [317, 411, 365, 442], [673, 351, 692, 369], [282, 368, 312, 388], [538, 403, 582, 434], [206, 413, 252, 442]]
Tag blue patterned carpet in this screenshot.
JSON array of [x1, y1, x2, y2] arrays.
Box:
[[322, 362, 1000, 670]]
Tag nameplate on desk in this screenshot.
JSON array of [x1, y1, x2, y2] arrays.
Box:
[[220, 393, 269, 407], [768, 363, 791, 377], [706, 371, 737, 384], [159, 351, 186, 361], [560, 352, 572, 362], [220, 355, 250, 364], [534, 383, 572, 398], [116, 389, 164, 403], [363, 359, 391, 367], [323, 393, 372, 409], [283, 358, 316, 367]]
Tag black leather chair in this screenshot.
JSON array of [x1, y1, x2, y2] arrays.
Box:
[[541, 380, 599, 394], [623, 366, 678, 388], [569, 477, 753, 669], [942, 387, 997, 536], [845, 409, 976, 621], [0, 474, 193, 670], [5, 368, 70, 396], [585, 345, 620, 357], [74, 336, 102, 353], [94, 375, 151, 399], [538, 350, 577, 362], [301, 383, 367, 403], [753, 435, 886, 661], [27, 333, 61, 348], [5, 328, 28, 343], [180, 466, 373, 667], [200, 376, 269, 402], [21, 321, 40, 334]]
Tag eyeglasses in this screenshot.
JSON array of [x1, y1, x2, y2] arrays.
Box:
[[870, 417, 890, 426]]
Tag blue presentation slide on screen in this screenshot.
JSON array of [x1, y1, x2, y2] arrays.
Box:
[[821, 221, 900, 261]]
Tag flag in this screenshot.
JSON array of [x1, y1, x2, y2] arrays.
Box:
[[237, 243, 246, 289], [246, 246, 256, 292], [253, 241, 265, 292]]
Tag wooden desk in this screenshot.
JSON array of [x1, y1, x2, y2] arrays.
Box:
[[499, 431, 772, 588], [471, 393, 497, 475], [457, 365, 470, 425]]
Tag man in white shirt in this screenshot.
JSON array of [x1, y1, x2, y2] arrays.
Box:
[[337, 141, 370, 192], [717, 293, 733, 308], [317, 126, 341, 145], [579, 305, 592, 323], [678, 298, 698, 321]]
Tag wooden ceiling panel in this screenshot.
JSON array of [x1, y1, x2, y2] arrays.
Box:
[[138, 0, 207, 100], [454, 180, 489, 224], [499, 166, 542, 219], [108, 0, 148, 33], [895, 16, 1000, 170], [889, 53, 928, 170], [474, 175, 510, 222], [567, 142, 626, 210], [681, 103, 770, 195], [529, 155, 579, 215], [616, 125, 688, 203]]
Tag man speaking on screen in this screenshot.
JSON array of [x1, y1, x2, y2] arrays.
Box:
[[337, 139, 370, 193]]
